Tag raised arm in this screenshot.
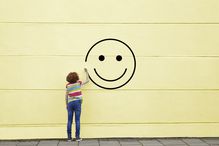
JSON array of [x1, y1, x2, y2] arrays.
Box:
[[82, 68, 89, 85]]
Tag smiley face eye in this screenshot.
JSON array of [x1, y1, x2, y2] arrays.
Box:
[[116, 55, 122, 61], [99, 55, 105, 61]]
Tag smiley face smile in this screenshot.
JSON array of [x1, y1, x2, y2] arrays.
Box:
[[94, 68, 127, 82]]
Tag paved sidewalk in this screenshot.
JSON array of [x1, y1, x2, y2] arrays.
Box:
[[1, 138, 219, 146]]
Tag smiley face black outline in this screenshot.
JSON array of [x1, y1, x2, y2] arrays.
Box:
[[85, 38, 136, 90]]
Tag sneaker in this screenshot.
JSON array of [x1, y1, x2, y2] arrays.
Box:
[[67, 139, 73, 142], [76, 138, 82, 142]]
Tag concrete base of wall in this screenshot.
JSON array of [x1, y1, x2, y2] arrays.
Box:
[[1, 123, 219, 139]]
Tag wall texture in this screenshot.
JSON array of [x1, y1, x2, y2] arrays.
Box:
[[0, 0, 219, 139]]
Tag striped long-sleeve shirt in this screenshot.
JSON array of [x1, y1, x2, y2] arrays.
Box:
[[66, 81, 82, 103]]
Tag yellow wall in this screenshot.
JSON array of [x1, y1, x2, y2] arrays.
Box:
[[0, 0, 219, 139]]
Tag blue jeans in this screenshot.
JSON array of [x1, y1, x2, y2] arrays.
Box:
[[67, 99, 81, 139]]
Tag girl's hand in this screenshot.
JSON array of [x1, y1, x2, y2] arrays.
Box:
[[82, 68, 89, 85]]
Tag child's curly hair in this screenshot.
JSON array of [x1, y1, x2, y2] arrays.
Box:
[[66, 72, 79, 83]]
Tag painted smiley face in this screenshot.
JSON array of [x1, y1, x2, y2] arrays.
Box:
[[85, 38, 136, 89]]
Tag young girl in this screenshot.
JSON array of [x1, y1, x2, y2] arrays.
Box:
[[65, 68, 89, 141]]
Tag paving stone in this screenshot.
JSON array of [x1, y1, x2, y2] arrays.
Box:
[[37, 144, 58, 146], [39, 140, 59, 144], [100, 139, 119, 143], [119, 139, 141, 145], [99, 140, 120, 146], [120, 144, 142, 146], [0, 141, 19, 146], [38, 140, 59, 146], [182, 138, 209, 145], [164, 144, 188, 146], [100, 144, 121, 146], [121, 145, 142, 146], [0, 144, 17, 146], [99, 143, 120, 146], [157, 138, 186, 145], [17, 140, 39, 146], [78, 139, 99, 146], [188, 143, 209, 146], [203, 138, 219, 144], [58, 140, 78, 146], [139, 139, 163, 146], [140, 145, 164, 146]]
